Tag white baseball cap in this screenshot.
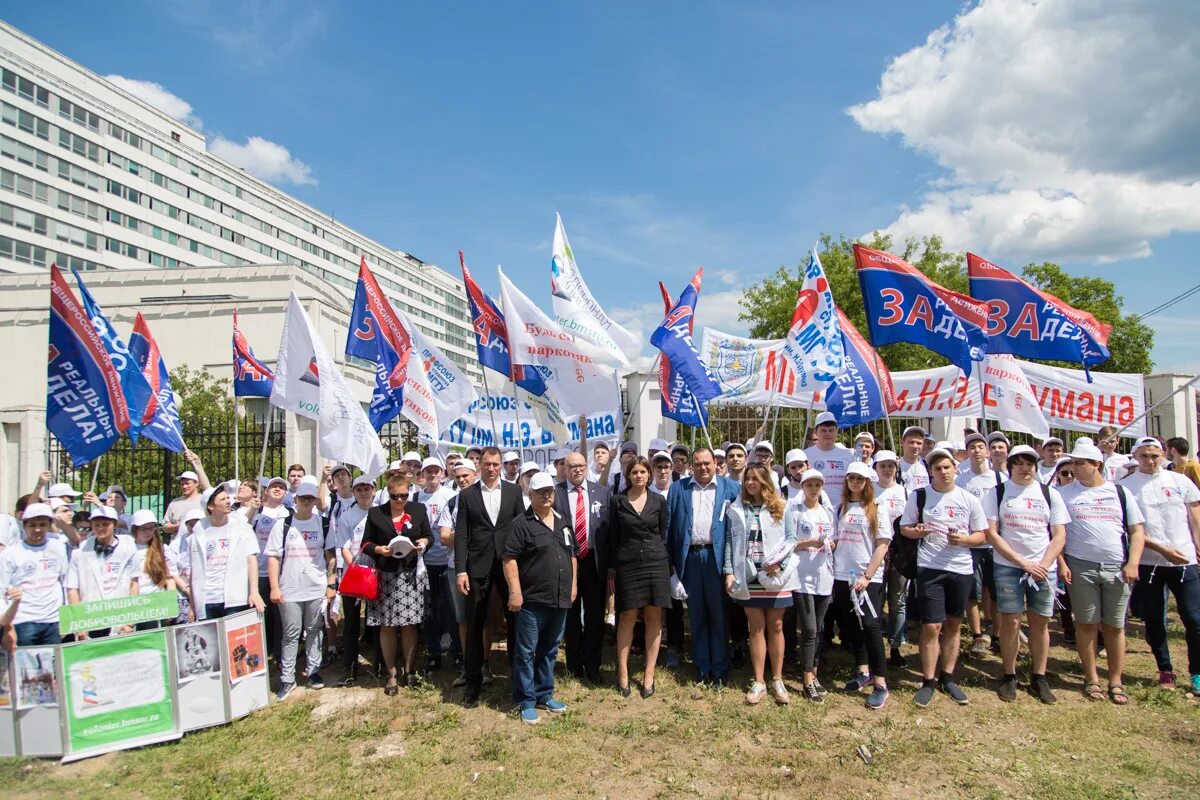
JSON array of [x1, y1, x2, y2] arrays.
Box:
[[845, 462, 874, 479], [800, 468, 824, 484], [784, 449, 806, 466], [753, 441, 774, 454], [388, 460, 405, 471], [176, 471, 199, 482], [200, 485, 226, 508], [352, 475, 377, 488], [266, 476, 288, 488], [130, 509, 157, 527], [1041, 436, 1065, 448], [528, 473, 556, 492], [49, 498, 71, 511], [648, 437, 670, 452], [934, 440, 955, 453], [502, 451, 519, 463], [813, 411, 837, 427], [1069, 438, 1104, 462], [651, 451, 673, 463], [1007, 444, 1040, 463], [105, 484, 127, 497], [453, 462, 476, 475], [421, 457, 444, 472], [89, 505, 119, 521], [872, 450, 899, 464], [620, 441, 638, 454], [402, 451, 421, 463], [1133, 436, 1161, 453], [183, 509, 204, 524], [520, 461, 541, 475], [713, 448, 726, 459], [854, 432, 875, 443], [22, 503, 54, 521], [330, 463, 351, 477], [48, 482, 81, 498], [294, 482, 319, 499]]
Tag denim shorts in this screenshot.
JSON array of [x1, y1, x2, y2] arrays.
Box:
[[1064, 555, 1131, 628], [993, 564, 1055, 617]]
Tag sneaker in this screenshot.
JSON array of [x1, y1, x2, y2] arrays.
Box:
[[1030, 675, 1057, 705], [914, 683, 936, 708], [866, 685, 889, 710], [665, 648, 680, 669], [745, 681, 767, 705], [519, 707, 540, 725], [481, 664, 494, 686], [770, 678, 790, 705], [275, 682, 295, 702], [997, 675, 1018, 702], [844, 672, 873, 693], [969, 634, 990, 659], [452, 668, 467, 687], [1063, 629, 1077, 645], [320, 651, 337, 669], [803, 682, 824, 704], [1158, 671, 1177, 690], [888, 648, 906, 668], [811, 679, 828, 697], [1190, 674, 1200, 694], [990, 637, 1001, 655], [307, 672, 325, 690], [940, 678, 969, 705], [537, 698, 567, 714]]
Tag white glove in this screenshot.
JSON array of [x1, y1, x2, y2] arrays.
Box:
[[670, 574, 688, 601]]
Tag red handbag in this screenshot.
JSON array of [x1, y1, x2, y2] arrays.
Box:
[[339, 543, 379, 602]]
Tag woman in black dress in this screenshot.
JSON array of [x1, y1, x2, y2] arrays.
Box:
[[362, 469, 433, 695], [607, 456, 670, 697]]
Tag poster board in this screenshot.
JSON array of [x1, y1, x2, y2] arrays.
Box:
[[171, 620, 229, 731], [222, 611, 269, 719], [59, 631, 181, 762], [0, 650, 15, 757], [14, 646, 62, 757]]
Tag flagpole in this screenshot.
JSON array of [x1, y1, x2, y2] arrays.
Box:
[[89, 455, 102, 497], [257, 406, 273, 479], [233, 394, 241, 481], [510, 378, 527, 454], [804, 392, 817, 445], [770, 405, 781, 443], [479, 368, 503, 450], [868, 350, 897, 452], [976, 367, 989, 436]]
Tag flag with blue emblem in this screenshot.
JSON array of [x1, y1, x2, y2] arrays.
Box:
[[232, 309, 275, 398], [651, 269, 722, 425]]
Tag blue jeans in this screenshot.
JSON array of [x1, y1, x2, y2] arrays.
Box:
[[512, 604, 567, 710], [681, 546, 729, 679], [1138, 564, 1200, 675], [14, 621, 61, 646], [423, 564, 461, 658]]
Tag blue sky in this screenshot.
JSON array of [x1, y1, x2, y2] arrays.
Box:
[[7, 1, 1199, 374]]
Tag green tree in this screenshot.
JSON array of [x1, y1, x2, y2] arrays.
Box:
[[738, 234, 1153, 374]]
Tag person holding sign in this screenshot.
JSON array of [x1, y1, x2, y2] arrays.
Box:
[[0, 503, 69, 645], [267, 481, 336, 701], [362, 469, 433, 695], [66, 506, 140, 638]]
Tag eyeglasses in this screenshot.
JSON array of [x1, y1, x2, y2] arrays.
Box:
[[568, 464, 587, 471], [388, 491, 407, 500], [1058, 471, 1074, 479]]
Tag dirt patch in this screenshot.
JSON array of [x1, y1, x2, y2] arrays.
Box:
[[310, 687, 376, 721]]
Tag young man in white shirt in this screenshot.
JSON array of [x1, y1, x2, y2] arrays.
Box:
[[267, 482, 336, 700], [502, 452, 521, 483], [0, 503, 70, 645], [805, 411, 853, 506], [986, 432, 1011, 477], [187, 485, 265, 621], [1037, 437, 1065, 485], [853, 432, 876, 464], [984, 445, 1070, 704], [335, 476, 381, 686], [418, 456, 459, 675], [899, 449, 988, 708], [955, 433, 1000, 659], [1058, 438, 1145, 703], [650, 452, 675, 496], [1096, 425, 1127, 482], [65, 506, 141, 638], [898, 426, 930, 493], [724, 443, 748, 484], [1121, 436, 1200, 693]]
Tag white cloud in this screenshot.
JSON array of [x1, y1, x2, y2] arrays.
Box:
[[848, 0, 1200, 263], [105, 75, 202, 129], [610, 287, 752, 375], [209, 136, 316, 186]]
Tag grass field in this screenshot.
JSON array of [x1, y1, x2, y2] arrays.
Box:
[[3, 621, 1199, 800]]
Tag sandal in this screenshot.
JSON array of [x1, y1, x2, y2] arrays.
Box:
[[1107, 685, 1129, 706], [1082, 681, 1105, 701]]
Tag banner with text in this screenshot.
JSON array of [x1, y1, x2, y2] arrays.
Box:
[[700, 328, 822, 408], [440, 391, 620, 450]]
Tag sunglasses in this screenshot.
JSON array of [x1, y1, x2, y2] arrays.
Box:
[[1057, 471, 1074, 479], [388, 491, 407, 500]]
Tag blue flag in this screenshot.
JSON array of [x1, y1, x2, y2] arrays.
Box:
[[346, 258, 416, 430], [48, 265, 130, 466], [651, 269, 722, 421], [854, 244, 989, 375], [460, 253, 547, 396], [232, 309, 275, 398], [967, 253, 1111, 375], [72, 269, 154, 446], [129, 313, 185, 452], [823, 309, 899, 427]]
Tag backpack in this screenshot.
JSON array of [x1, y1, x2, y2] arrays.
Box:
[[887, 489, 923, 580]]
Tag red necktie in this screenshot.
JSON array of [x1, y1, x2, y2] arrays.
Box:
[[574, 487, 589, 557]]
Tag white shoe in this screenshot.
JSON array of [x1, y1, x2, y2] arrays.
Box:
[[770, 678, 790, 705], [745, 681, 767, 705]]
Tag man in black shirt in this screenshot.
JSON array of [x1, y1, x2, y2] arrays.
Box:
[[503, 472, 577, 725]]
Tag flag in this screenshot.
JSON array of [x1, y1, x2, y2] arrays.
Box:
[[72, 269, 154, 446], [653, 279, 707, 426], [782, 249, 844, 388], [409, 321, 478, 438], [973, 354, 1051, 438], [967, 253, 1111, 373], [274, 291, 388, 476], [651, 269, 722, 423], [346, 257, 439, 437], [854, 244, 989, 375], [128, 314, 185, 452], [656, 281, 676, 417], [823, 308, 899, 427], [701, 328, 821, 408], [233, 309, 275, 398], [460, 253, 546, 395], [550, 213, 636, 367], [47, 265, 130, 466]]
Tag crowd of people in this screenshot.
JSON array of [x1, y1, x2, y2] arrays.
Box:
[[2, 415, 1199, 724]]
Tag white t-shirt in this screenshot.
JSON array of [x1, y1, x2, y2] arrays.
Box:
[[1121, 469, 1200, 568], [805, 444, 853, 507], [417, 486, 456, 567], [265, 514, 328, 604], [983, 481, 1069, 569], [955, 467, 1000, 549], [1058, 481, 1143, 565], [334, 504, 371, 555], [900, 458, 930, 492], [788, 499, 835, 595], [832, 500, 891, 583], [1103, 454, 1128, 483], [252, 505, 291, 578], [65, 535, 140, 600], [197, 521, 242, 604], [0, 536, 69, 624], [0, 513, 21, 551], [874, 483, 907, 534], [900, 486, 987, 575], [1037, 462, 1058, 485], [134, 543, 170, 594]]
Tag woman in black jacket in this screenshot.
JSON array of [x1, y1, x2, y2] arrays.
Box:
[[362, 469, 433, 694]]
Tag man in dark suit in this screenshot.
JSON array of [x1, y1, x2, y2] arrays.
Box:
[[555, 451, 612, 682], [454, 446, 525, 706]]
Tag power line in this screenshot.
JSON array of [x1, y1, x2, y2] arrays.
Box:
[[1135, 281, 1200, 321]]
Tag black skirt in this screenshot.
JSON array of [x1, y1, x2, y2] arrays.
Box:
[[615, 556, 672, 612]]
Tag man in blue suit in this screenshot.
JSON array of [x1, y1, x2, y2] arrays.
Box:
[[666, 447, 740, 687]]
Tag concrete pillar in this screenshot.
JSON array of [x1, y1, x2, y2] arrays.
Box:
[[623, 371, 677, 449], [1143, 373, 1199, 450]]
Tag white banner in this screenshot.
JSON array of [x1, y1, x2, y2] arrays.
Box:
[[700, 328, 823, 408], [408, 318, 477, 436], [498, 267, 613, 382], [550, 213, 636, 367], [440, 391, 620, 450], [971, 355, 1049, 438], [890, 365, 977, 417], [269, 294, 321, 419]]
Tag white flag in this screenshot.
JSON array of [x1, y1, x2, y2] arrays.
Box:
[[973, 354, 1050, 438], [550, 213, 636, 367], [274, 292, 388, 477], [408, 321, 477, 435], [781, 249, 843, 390]]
